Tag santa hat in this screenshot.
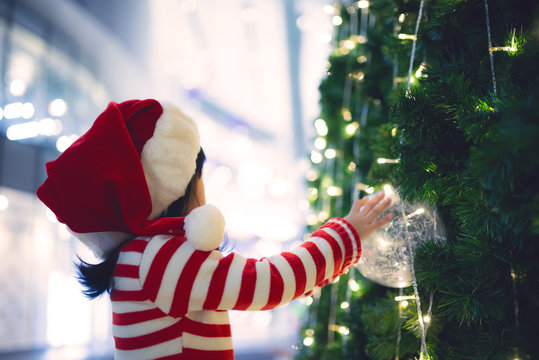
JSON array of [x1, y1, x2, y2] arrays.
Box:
[[37, 99, 224, 258]]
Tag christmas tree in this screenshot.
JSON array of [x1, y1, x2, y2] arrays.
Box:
[[297, 0, 538, 359]]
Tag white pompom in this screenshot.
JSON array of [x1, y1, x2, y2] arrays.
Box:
[[184, 204, 225, 251]]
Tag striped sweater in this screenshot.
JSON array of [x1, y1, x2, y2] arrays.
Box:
[[110, 217, 360, 359]]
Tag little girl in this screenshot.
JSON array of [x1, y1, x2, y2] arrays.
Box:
[[37, 99, 392, 360]]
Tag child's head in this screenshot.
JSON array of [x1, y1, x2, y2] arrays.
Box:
[[37, 99, 204, 258]]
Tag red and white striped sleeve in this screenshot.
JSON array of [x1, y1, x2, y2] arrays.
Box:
[[139, 217, 360, 317]]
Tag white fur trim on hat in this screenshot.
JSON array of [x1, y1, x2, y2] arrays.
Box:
[[69, 229, 131, 259], [184, 204, 225, 251], [141, 102, 200, 219]]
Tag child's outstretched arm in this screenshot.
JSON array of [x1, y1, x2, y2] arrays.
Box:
[[137, 192, 392, 316]]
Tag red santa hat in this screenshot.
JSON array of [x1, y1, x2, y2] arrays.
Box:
[[37, 99, 224, 258]]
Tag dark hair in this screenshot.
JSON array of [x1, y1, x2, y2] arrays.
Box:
[[77, 149, 206, 299]]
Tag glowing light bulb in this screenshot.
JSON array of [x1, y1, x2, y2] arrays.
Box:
[[311, 151, 323, 164], [338, 326, 350, 335], [347, 162, 357, 172], [346, 122, 359, 135], [340, 301, 350, 309], [391, 127, 397, 136], [357, 55, 367, 63], [400, 300, 409, 308], [323, 5, 335, 14], [9, 79, 26, 96], [341, 108, 352, 121], [49, 99, 68, 117], [7, 121, 39, 140], [327, 186, 342, 197], [303, 336, 314, 346], [398, 13, 405, 23], [366, 187, 375, 194], [314, 137, 327, 150], [324, 149, 337, 159], [348, 279, 360, 291], [423, 315, 431, 323], [357, 0, 369, 9], [343, 40, 355, 49], [314, 119, 328, 136], [306, 329, 314, 336], [332, 16, 343, 26], [398, 34, 417, 40]]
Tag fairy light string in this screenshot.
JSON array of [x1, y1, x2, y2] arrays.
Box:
[[483, 0, 497, 96], [406, 0, 426, 93], [401, 205, 429, 359]]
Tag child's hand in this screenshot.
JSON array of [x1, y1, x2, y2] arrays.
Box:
[[344, 191, 393, 240]]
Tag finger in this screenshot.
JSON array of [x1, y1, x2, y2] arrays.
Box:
[[360, 191, 385, 214], [373, 213, 393, 230], [367, 197, 392, 221], [351, 197, 369, 213]]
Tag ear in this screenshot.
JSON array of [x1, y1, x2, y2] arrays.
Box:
[[184, 204, 225, 251]]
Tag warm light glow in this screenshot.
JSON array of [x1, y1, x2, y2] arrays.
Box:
[[315, 119, 328, 136], [391, 127, 397, 136], [9, 79, 27, 96], [366, 187, 375, 194], [346, 122, 359, 135], [348, 279, 360, 291], [383, 184, 393, 194], [49, 99, 68, 117], [378, 237, 388, 248], [311, 151, 323, 164], [0, 195, 8, 211], [398, 34, 417, 40], [332, 15, 343, 26], [306, 329, 314, 336], [341, 108, 352, 121], [303, 336, 314, 346], [22, 102, 35, 119], [377, 158, 400, 164], [357, 0, 370, 8], [347, 162, 357, 172], [56, 135, 79, 152], [324, 149, 337, 159], [318, 211, 329, 221], [340, 301, 350, 309], [343, 40, 355, 49], [338, 326, 350, 335], [314, 137, 327, 150], [423, 315, 431, 323], [400, 300, 409, 308], [357, 55, 367, 63], [38, 118, 63, 136], [398, 13, 405, 22], [308, 187, 318, 201], [7, 121, 39, 140], [415, 63, 426, 78], [306, 169, 320, 181], [323, 5, 335, 14], [327, 186, 343, 197], [3, 102, 24, 119]]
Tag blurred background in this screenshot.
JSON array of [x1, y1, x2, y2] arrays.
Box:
[[0, 0, 336, 358]]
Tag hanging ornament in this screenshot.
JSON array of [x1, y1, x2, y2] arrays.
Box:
[[356, 186, 444, 288]]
